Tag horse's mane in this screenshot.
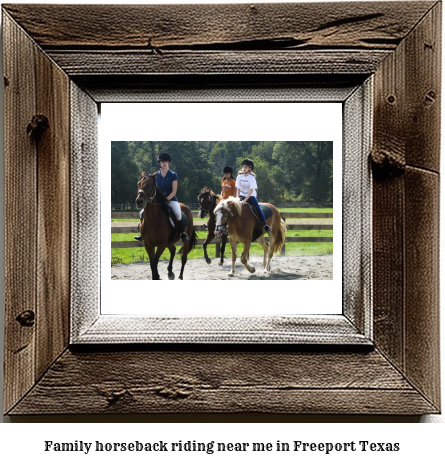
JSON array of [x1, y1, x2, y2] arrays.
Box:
[[215, 196, 242, 216]]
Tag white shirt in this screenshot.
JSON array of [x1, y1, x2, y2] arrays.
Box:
[[236, 173, 257, 198]]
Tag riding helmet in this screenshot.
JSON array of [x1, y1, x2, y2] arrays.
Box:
[[223, 166, 233, 174], [157, 152, 171, 163], [241, 158, 254, 170]]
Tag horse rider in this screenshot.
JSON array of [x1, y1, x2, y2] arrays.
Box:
[[134, 152, 189, 242], [236, 158, 272, 233], [221, 165, 236, 199]]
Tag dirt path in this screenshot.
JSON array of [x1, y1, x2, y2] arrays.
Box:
[[111, 254, 333, 280]]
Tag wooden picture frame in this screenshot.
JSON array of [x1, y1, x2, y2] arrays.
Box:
[[2, 2, 440, 415]]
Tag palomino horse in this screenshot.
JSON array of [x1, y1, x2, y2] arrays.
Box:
[[197, 187, 229, 265], [135, 173, 197, 280], [214, 196, 287, 276]]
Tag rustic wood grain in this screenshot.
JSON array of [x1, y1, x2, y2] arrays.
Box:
[[47, 50, 390, 77], [34, 36, 71, 381], [404, 168, 440, 408], [8, 349, 437, 415], [2, 2, 435, 49], [371, 2, 441, 412], [70, 83, 100, 339], [3, 12, 38, 414], [404, 2, 441, 172]]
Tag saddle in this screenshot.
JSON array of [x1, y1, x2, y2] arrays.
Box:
[[159, 203, 188, 244], [244, 203, 273, 242]]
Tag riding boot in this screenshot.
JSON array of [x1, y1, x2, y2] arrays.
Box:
[[134, 218, 143, 241], [255, 206, 271, 233], [134, 210, 144, 241], [177, 218, 190, 242]]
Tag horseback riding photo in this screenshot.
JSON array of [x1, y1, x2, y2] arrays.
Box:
[[111, 140, 334, 281]]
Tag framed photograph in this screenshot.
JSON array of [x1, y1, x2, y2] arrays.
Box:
[[3, 2, 440, 415]]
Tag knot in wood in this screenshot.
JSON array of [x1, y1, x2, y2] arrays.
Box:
[[370, 149, 405, 178], [16, 310, 35, 327], [27, 114, 49, 140]]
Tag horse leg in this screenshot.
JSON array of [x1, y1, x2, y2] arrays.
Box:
[[265, 232, 275, 271], [256, 236, 270, 272], [240, 241, 255, 273], [178, 240, 191, 280], [167, 244, 176, 280], [219, 234, 228, 265], [203, 233, 213, 265], [227, 238, 237, 277], [145, 246, 158, 280], [150, 246, 167, 280]]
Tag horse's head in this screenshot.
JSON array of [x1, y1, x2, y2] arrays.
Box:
[[197, 187, 214, 219], [136, 173, 157, 208], [214, 196, 241, 236]]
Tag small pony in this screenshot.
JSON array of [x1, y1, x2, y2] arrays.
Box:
[[214, 196, 287, 276]]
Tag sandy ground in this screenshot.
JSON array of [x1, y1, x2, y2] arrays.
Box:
[[111, 254, 333, 280]]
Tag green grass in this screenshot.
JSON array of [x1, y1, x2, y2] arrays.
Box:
[[111, 230, 333, 264]]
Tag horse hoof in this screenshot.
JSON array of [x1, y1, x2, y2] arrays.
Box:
[[168, 273, 175, 280], [228, 272, 235, 277], [250, 267, 256, 273], [206, 258, 211, 264], [218, 261, 223, 266]]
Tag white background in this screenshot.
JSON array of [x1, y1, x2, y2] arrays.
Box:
[[0, 0, 444, 460], [102, 102, 342, 315]]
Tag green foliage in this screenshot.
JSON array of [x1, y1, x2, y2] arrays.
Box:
[[111, 141, 140, 204], [272, 141, 333, 202], [111, 141, 333, 204]]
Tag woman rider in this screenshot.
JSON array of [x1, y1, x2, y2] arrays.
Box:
[[235, 159, 271, 233], [221, 165, 236, 199], [134, 152, 189, 242]]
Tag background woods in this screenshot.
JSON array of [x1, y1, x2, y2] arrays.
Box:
[[111, 140, 333, 205]]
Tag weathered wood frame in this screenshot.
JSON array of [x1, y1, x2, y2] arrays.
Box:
[[2, 2, 441, 415]]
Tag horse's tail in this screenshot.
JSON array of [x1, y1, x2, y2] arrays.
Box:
[[272, 218, 287, 255], [189, 227, 198, 251]]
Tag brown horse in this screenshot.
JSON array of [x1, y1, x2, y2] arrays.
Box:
[[214, 196, 287, 276], [197, 187, 229, 265], [135, 173, 197, 280]]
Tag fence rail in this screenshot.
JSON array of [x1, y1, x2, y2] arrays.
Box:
[[111, 211, 333, 257], [111, 212, 333, 219], [112, 224, 333, 234]]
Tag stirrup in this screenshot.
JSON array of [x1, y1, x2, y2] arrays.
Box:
[[134, 235, 142, 241], [180, 232, 190, 242], [264, 225, 272, 233]]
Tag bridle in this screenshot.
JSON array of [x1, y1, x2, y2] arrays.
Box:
[[137, 176, 157, 207], [215, 205, 234, 235]]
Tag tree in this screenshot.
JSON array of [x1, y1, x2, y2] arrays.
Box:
[[111, 141, 140, 204], [272, 141, 333, 202]]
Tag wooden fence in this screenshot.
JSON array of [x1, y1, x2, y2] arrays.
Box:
[[111, 211, 333, 257]]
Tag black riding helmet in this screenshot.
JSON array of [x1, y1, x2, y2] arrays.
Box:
[[157, 152, 171, 163], [223, 166, 233, 174], [241, 158, 254, 170]]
